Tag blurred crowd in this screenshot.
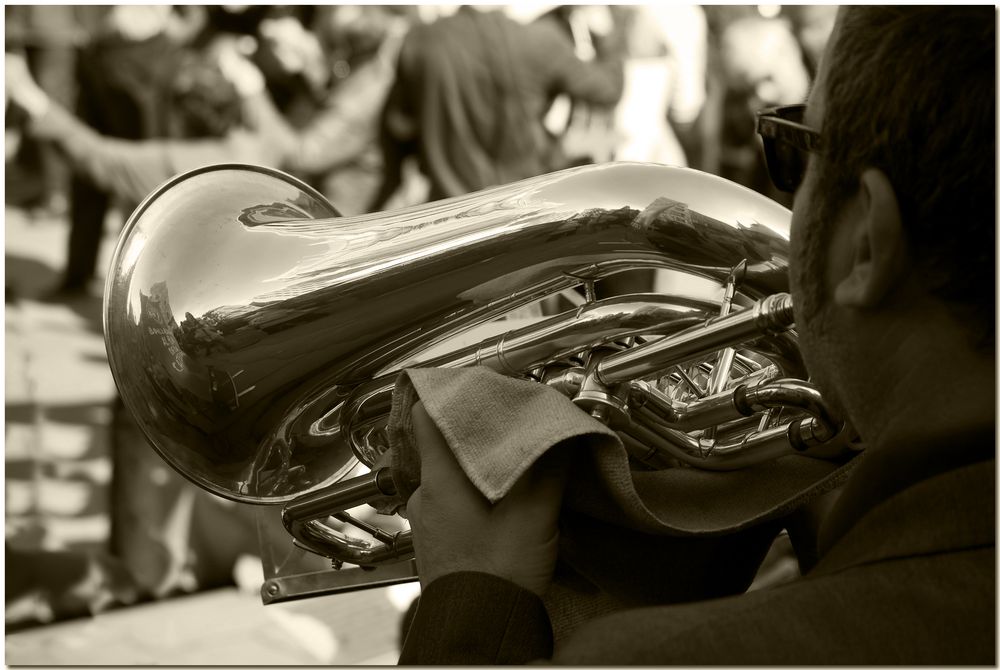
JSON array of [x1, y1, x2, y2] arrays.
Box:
[[7, 4, 836, 296], [4, 3, 836, 630]]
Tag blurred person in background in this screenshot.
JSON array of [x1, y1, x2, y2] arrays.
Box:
[[46, 6, 195, 300], [689, 7, 816, 208], [679, 6, 825, 207], [5, 45, 282, 208], [369, 4, 626, 209], [4, 5, 96, 218], [532, 5, 623, 168], [610, 5, 707, 169], [784, 5, 839, 80], [8, 6, 416, 220], [715, 11, 811, 206], [242, 5, 416, 215], [218, 6, 329, 127]]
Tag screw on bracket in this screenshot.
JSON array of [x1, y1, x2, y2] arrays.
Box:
[[590, 405, 610, 424]]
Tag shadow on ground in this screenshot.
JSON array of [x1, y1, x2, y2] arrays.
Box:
[[6, 253, 59, 301]]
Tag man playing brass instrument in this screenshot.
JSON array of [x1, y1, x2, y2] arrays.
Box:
[[398, 6, 995, 664]]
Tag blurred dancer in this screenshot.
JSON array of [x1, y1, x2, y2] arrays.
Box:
[[611, 5, 708, 167], [243, 6, 413, 215], [706, 11, 811, 205], [4, 6, 91, 216], [534, 5, 622, 168], [6, 49, 281, 207], [53, 6, 184, 298], [370, 4, 626, 207]]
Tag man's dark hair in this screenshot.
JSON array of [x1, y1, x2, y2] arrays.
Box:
[[169, 51, 243, 139], [817, 6, 995, 351]]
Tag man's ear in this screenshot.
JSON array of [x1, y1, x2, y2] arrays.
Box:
[[833, 168, 908, 308]]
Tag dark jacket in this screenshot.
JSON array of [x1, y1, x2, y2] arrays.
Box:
[[399, 428, 995, 664]]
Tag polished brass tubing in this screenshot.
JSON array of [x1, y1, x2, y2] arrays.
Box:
[[672, 365, 707, 398], [630, 380, 742, 430], [705, 260, 743, 397], [627, 368, 814, 434], [294, 520, 414, 565], [341, 297, 714, 464], [281, 467, 413, 565], [596, 293, 795, 385], [741, 379, 838, 442], [411, 296, 715, 375], [283, 466, 397, 523], [281, 467, 414, 564], [625, 410, 797, 470]]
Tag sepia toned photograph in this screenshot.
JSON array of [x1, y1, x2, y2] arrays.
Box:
[[5, 3, 995, 665]]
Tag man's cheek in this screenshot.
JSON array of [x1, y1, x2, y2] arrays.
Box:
[[788, 201, 808, 289], [787, 233, 811, 321]]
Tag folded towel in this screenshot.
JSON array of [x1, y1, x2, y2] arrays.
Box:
[[384, 366, 859, 636], [386, 366, 856, 535]]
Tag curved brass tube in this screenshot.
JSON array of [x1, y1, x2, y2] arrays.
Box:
[[596, 293, 796, 385], [281, 467, 414, 565]]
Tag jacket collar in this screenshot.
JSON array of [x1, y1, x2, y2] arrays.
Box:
[[812, 426, 995, 576]]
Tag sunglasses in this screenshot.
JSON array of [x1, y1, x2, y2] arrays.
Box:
[[755, 104, 822, 193]]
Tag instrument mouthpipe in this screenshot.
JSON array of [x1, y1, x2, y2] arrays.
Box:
[[596, 293, 795, 385], [631, 373, 838, 444], [737, 379, 839, 442]]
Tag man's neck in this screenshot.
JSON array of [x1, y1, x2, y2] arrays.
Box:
[[817, 415, 994, 557], [844, 311, 995, 452], [816, 317, 995, 555]]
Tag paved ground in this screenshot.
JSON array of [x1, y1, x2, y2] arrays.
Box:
[[5, 204, 419, 665], [6, 206, 117, 556]]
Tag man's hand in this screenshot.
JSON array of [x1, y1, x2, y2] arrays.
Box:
[[405, 401, 567, 596]]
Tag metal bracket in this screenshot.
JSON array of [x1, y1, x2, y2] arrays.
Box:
[[261, 559, 418, 605]]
